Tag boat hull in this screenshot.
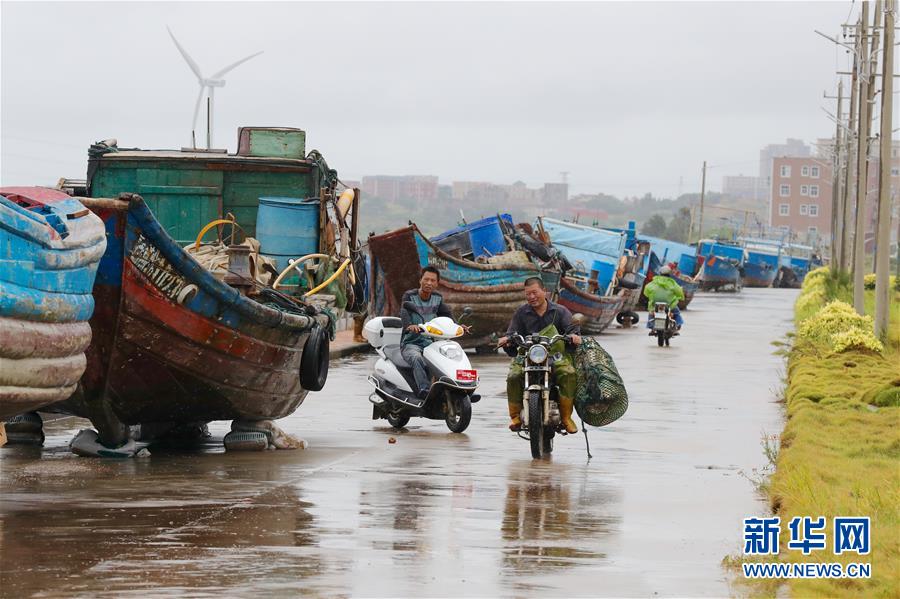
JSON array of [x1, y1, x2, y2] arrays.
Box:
[[368, 225, 560, 348], [72, 195, 326, 439], [558, 278, 625, 335], [698, 257, 742, 292], [0, 188, 105, 419], [741, 261, 777, 288]]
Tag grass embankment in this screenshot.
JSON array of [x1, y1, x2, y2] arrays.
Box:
[[764, 269, 900, 598]]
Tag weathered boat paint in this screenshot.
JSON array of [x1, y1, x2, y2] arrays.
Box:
[[557, 278, 626, 335], [70, 194, 329, 445], [368, 225, 560, 348], [0, 187, 105, 419], [696, 240, 744, 292], [742, 259, 778, 288]]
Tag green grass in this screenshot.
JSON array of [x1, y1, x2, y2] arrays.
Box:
[[756, 270, 900, 598]]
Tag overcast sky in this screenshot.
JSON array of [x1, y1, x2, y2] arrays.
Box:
[[1, 1, 864, 197]]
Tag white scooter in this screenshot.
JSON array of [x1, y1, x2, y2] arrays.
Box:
[[363, 305, 480, 432]]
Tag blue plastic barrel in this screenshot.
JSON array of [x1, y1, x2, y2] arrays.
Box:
[[256, 197, 319, 275], [591, 259, 616, 291], [468, 217, 507, 258]]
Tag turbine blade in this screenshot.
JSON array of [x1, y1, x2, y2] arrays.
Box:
[[167, 26, 204, 80], [210, 51, 264, 79]]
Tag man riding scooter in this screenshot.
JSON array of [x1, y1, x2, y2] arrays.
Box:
[[497, 277, 582, 434], [400, 266, 459, 399], [643, 265, 685, 332]]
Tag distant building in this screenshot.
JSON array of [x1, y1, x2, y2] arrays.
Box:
[[361, 175, 438, 204], [722, 174, 764, 202], [362, 175, 402, 202], [542, 182, 569, 205], [769, 156, 832, 244], [437, 184, 452, 201], [759, 138, 811, 182]]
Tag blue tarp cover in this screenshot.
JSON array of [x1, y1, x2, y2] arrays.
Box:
[[540, 218, 626, 273]]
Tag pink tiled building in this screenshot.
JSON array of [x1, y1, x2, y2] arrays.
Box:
[[769, 157, 833, 244]]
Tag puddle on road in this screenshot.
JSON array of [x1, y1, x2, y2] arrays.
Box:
[[0, 289, 797, 597]]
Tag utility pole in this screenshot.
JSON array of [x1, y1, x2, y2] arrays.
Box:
[[697, 161, 707, 241], [852, 0, 874, 314], [842, 40, 859, 272], [831, 80, 845, 268], [688, 205, 695, 244], [874, 0, 894, 337]]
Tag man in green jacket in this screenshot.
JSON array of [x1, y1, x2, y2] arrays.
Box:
[[643, 265, 685, 329]]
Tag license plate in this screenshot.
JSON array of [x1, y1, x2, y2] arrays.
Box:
[[456, 369, 477, 382]]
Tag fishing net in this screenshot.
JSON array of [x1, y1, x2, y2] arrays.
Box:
[[574, 337, 628, 427]]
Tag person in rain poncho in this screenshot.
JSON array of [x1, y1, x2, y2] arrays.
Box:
[[643, 265, 685, 329]]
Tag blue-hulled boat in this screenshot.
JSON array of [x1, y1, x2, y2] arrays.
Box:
[[0, 187, 106, 419], [696, 239, 745, 292], [538, 218, 631, 333], [775, 243, 819, 288], [740, 238, 782, 288], [368, 224, 561, 349], [631, 233, 699, 309]]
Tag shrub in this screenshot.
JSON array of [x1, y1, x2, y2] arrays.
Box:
[[796, 300, 883, 354]]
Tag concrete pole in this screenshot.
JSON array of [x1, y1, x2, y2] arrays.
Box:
[[874, 0, 894, 337], [842, 44, 859, 272], [832, 81, 845, 268], [853, 0, 872, 314], [697, 161, 707, 241]]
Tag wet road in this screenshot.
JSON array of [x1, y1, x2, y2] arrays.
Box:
[[0, 289, 797, 597]]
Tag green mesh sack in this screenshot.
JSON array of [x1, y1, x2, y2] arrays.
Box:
[[574, 337, 628, 427]]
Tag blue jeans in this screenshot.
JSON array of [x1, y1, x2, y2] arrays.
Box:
[[647, 307, 683, 328]]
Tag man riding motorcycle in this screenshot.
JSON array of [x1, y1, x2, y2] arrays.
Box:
[[400, 266, 455, 399], [643, 265, 685, 330], [498, 277, 582, 434]]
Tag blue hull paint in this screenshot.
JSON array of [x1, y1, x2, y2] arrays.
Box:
[[742, 259, 777, 288]]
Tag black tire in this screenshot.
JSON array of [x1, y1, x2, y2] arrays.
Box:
[[627, 311, 640, 325], [665, 336, 671, 347], [445, 395, 472, 433], [528, 390, 544, 459], [300, 326, 330, 391], [616, 312, 627, 325], [386, 411, 410, 429], [543, 428, 554, 454], [657, 332, 665, 347]]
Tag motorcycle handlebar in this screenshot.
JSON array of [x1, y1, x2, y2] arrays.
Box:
[[507, 333, 573, 348]]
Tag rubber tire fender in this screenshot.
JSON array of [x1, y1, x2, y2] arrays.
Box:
[[300, 325, 330, 391]]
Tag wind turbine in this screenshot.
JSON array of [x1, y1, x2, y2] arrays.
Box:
[[167, 26, 263, 149]]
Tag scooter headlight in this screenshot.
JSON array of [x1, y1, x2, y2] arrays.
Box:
[[527, 345, 548, 364], [439, 345, 463, 360]]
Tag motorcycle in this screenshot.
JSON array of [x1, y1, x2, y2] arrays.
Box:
[[506, 331, 576, 459], [649, 301, 678, 347], [363, 305, 479, 433]]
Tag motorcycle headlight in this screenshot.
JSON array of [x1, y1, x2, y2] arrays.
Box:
[[439, 345, 463, 360], [527, 345, 548, 364]]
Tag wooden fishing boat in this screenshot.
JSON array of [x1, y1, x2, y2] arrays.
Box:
[[65, 194, 334, 448], [61, 128, 360, 451], [557, 278, 626, 335], [368, 224, 561, 350], [0, 187, 105, 420]]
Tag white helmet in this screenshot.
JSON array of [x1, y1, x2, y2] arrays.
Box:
[[659, 265, 672, 276]]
